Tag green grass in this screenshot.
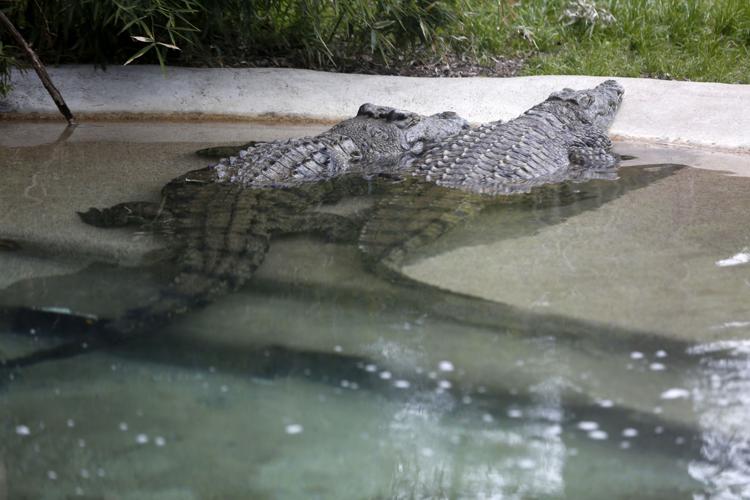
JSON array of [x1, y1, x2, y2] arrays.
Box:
[[503, 0, 750, 83], [451, 0, 750, 83], [1, 0, 749, 97]]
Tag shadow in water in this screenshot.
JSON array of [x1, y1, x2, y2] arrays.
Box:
[[4, 161, 744, 498]]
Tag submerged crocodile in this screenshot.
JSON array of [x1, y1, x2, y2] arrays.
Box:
[[2, 164, 683, 370], [3, 81, 671, 369]]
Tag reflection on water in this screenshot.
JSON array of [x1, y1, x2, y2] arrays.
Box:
[[689, 340, 750, 499], [0, 122, 749, 498]]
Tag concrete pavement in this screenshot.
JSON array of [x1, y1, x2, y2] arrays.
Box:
[[2, 65, 749, 153]]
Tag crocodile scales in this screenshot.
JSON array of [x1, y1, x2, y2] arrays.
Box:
[[398, 79, 625, 194], [212, 103, 468, 187]]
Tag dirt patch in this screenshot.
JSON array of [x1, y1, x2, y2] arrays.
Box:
[[189, 52, 526, 78]]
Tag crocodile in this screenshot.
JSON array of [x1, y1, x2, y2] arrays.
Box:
[[1, 104, 468, 367], [1, 171, 384, 368], [359, 79, 628, 271], [398, 79, 625, 194], [210, 103, 468, 187]]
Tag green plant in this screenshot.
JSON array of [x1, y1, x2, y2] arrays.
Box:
[[1, 0, 750, 95], [185, 0, 465, 68], [1, 0, 202, 66], [111, 0, 201, 67]]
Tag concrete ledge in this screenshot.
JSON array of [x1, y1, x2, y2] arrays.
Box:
[[2, 65, 749, 153]]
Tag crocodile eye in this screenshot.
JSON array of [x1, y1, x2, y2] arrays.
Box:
[[387, 109, 410, 122]]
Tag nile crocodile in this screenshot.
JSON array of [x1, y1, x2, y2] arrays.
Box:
[[1, 104, 468, 366], [210, 103, 468, 187], [71, 103, 468, 318], [358, 79, 628, 271], [403, 79, 625, 194], [1, 164, 683, 370]]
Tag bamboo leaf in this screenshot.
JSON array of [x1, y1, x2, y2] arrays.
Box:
[[373, 20, 395, 29], [157, 41, 181, 50], [155, 45, 166, 70], [123, 43, 154, 65], [117, 15, 148, 35]]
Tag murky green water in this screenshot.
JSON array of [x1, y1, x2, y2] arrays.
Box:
[[1, 122, 749, 499]]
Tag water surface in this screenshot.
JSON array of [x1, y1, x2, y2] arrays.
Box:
[[1, 122, 749, 499]]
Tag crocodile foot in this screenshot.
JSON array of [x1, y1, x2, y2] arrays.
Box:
[[78, 201, 164, 228]]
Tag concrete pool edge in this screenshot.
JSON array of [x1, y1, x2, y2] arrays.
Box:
[[1, 65, 749, 154]]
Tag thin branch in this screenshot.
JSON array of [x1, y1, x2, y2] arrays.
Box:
[[0, 10, 76, 125]]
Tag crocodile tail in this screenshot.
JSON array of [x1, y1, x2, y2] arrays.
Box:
[[0, 229, 272, 371], [213, 134, 361, 187]]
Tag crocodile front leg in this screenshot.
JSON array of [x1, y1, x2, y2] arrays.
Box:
[[568, 126, 620, 171], [78, 201, 171, 229]]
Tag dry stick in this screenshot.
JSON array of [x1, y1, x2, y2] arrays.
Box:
[[0, 11, 76, 125]]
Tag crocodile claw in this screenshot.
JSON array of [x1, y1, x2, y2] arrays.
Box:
[[77, 207, 131, 228], [77, 208, 107, 227]]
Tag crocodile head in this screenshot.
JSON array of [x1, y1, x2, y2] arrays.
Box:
[[548, 80, 624, 129], [330, 103, 469, 165]]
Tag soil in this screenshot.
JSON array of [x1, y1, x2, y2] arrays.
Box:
[[192, 52, 526, 78]]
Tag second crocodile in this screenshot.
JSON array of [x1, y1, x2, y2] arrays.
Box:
[[211, 103, 468, 187]]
